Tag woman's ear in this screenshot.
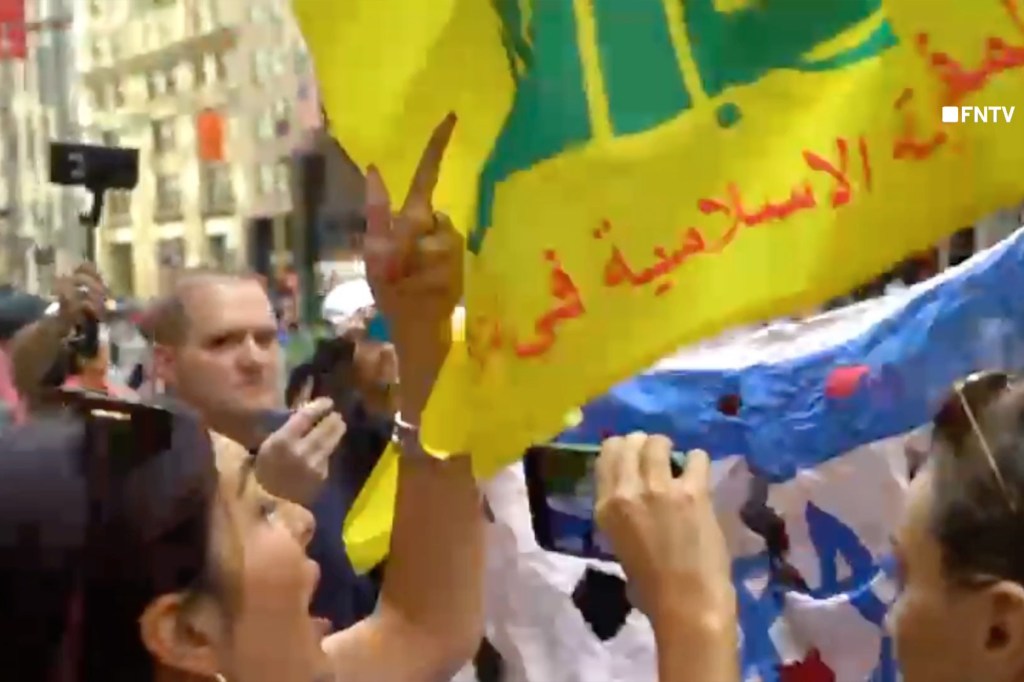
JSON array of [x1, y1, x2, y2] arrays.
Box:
[[138, 593, 223, 678], [980, 581, 1024, 666]]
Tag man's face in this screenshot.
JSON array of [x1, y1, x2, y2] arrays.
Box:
[[165, 279, 282, 418]]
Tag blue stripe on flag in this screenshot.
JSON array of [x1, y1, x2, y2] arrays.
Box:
[[558, 227, 1024, 480]]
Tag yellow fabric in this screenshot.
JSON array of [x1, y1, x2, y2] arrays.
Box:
[[342, 313, 471, 572], [294, 0, 1024, 571], [342, 442, 400, 572]]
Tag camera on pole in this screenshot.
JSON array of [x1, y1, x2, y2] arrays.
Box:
[[48, 141, 140, 358]]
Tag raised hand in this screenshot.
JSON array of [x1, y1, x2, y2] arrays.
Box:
[[254, 398, 347, 505], [54, 262, 107, 330], [362, 114, 464, 420], [594, 433, 735, 627], [363, 113, 463, 345]]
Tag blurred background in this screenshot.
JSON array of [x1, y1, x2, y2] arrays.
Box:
[[0, 0, 367, 320]]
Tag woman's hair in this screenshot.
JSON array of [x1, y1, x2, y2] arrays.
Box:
[[0, 404, 219, 681], [928, 385, 1024, 586]]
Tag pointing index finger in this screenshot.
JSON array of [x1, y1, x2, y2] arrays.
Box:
[[402, 112, 457, 214]]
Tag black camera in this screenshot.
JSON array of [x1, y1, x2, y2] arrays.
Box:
[[49, 142, 139, 192], [49, 141, 139, 227], [48, 141, 140, 358]]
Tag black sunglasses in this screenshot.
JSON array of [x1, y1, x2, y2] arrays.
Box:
[[933, 370, 1015, 509]]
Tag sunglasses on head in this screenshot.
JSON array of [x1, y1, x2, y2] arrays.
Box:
[[933, 370, 1016, 510]]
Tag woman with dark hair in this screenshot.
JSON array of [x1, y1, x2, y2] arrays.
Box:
[[0, 401, 348, 675], [0, 406, 336, 682]]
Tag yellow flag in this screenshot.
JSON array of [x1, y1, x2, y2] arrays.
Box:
[[294, 0, 1024, 570]]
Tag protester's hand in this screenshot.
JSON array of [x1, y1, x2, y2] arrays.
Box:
[[53, 263, 107, 330], [363, 114, 462, 420], [595, 433, 735, 628], [254, 398, 347, 505], [363, 113, 462, 347]]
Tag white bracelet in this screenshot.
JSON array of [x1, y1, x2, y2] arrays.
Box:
[[391, 412, 430, 459]]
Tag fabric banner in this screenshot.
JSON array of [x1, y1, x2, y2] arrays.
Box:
[[343, 223, 1024, 589], [450, 225, 1024, 682], [295, 0, 1024, 480]]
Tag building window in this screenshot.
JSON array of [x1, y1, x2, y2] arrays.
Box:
[[275, 160, 290, 193], [207, 234, 227, 267], [152, 118, 176, 154], [157, 238, 184, 267], [206, 52, 227, 84], [166, 65, 179, 94], [105, 190, 132, 226], [87, 86, 103, 111], [154, 173, 182, 220], [248, 3, 269, 23], [200, 163, 235, 216], [192, 53, 208, 87], [90, 37, 107, 63], [108, 243, 135, 296], [256, 110, 274, 140], [24, 125, 35, 167], [150, 70, 166, 98], [252, 51, 271, 86], [293, 47, 311, 77], [272, 99, 290, 137], [157, 237, 185, 294], [256, 163, 276, 196], [271, 50, 286, 77]]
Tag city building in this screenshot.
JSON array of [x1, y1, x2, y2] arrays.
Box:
[[75, 0, 323, 299], [0, 0, 79, 292]]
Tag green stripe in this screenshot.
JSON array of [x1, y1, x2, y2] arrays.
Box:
[[472, 0, 591, 254], [592, 0, 692, 135], [682, 0, 896, 98]]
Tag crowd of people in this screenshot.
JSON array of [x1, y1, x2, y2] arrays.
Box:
[[0, 117, 1022, 682]]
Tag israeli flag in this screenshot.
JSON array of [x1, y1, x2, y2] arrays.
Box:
[[455, 226, 1024, 682]]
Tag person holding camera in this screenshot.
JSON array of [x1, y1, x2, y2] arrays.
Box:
[[8, 262, 109, 409], [285, 304, 407, 618], [594, 433, 739, 682]]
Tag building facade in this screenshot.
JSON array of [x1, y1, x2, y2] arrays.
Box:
[[75, 0, 322, 299], [0, 0, 79, 292]]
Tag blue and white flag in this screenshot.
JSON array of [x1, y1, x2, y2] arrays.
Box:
[[458, 226, 1024, 682]]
